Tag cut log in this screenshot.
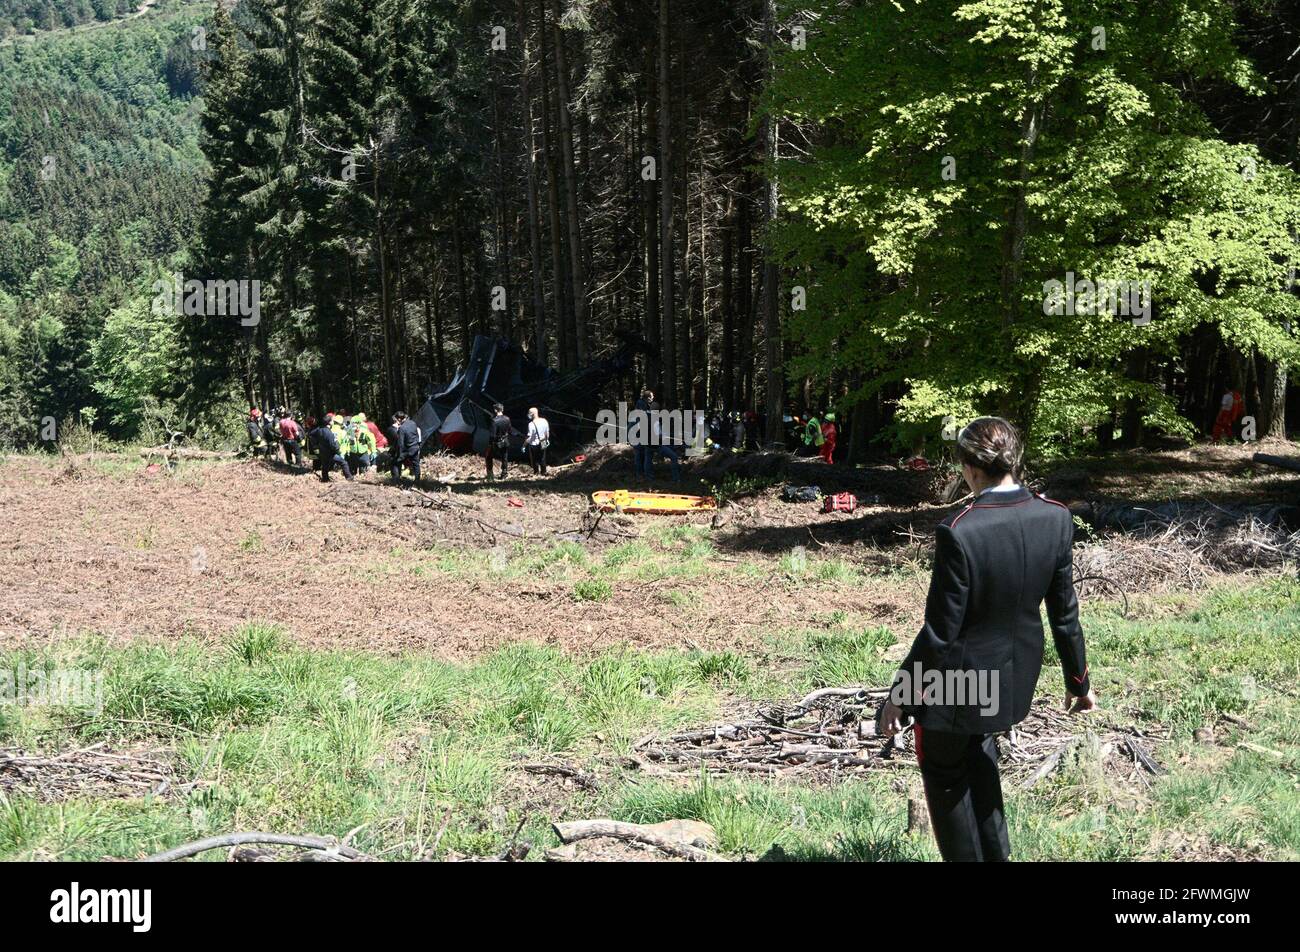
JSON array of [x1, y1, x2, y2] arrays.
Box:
[[1252, 452, 1300, 474]]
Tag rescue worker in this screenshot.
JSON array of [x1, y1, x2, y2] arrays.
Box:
[[261, 409, 279, 449], [525, 407, 550, 475], [278, 410, 303, 467], [731, 412, 745, 453], [311, 414, 353, 482], [487, 403, 513, 480], [349, 413, 377, 473], [818, 412, 837, 464], [878, 417, 1096, 861], [802, 413, 824, 457], [391, 411, 422, 484], [364, 414, 389, 453], [245, 408, 266, 457], [1211, 389, 1244, 442], [303, 415, 319, 474], [329, 413, 349, 458]]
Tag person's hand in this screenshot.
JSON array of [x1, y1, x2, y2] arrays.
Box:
[[879, 698, 905, 738], [1065, 689, 1098, 714]]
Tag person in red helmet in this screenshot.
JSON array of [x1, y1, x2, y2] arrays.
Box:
[[245, 408, 266, 458]]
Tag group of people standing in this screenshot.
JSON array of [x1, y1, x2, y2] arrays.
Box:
[[793, 411, 839, 463], [485, 404, 552, 480], [629, 389, 686, 482], [245, 407, 423, 484], [246, 404, 553, 485]]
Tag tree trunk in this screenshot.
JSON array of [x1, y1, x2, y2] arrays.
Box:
[[537, 0, 570, 370], [657, 0, 676, 404], [737, 155, 753, 409], [721, 195, 734, 411], [997, 66, 1045, 426], [520, 0, 548, 363], [452, 215, 471, 363], [548, 0, 588, 364], [760, 0, 782, 445], [642, 70, 659, 387], [373, 142, 396, 412]]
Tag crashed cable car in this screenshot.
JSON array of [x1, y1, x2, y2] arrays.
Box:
[[413, 332, 649, 454]]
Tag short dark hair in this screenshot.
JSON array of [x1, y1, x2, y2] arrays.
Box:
[[493, 403, 504, 414], [956, 416, 1022, 477]]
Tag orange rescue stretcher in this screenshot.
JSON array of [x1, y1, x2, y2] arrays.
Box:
[[591, 490, 718, 514]]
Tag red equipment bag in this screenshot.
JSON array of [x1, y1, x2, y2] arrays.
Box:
[[822, 492, 858, 514]]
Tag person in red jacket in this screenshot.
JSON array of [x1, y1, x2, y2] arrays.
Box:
[[277, 412, 303, 467], [363, 415, 389, 451], [818, 413, 837, 463], [1211, 389, 1244, 442]]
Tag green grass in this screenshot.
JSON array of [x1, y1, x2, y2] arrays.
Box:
[[362, 530, 865, 599], [1, 580, 1298, 861]]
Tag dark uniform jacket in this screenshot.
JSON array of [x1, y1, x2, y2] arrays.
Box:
[[394, 419, 421, 460], [491, 413, 513, 447], [311, 425, 341, 457], [895, 486, 1090, 734]]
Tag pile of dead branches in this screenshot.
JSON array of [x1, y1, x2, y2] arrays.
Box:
[[633, 688, 1166, 791], [1001, 698, 1166, 790], [633, 687, 904, 778], [0, 744, 174, 801], [1074, 501, 1300, 599]]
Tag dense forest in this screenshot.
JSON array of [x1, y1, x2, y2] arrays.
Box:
[[2, 0, 1298, 458], [0, 0, 140, 38], [0, 2, 207, 445]]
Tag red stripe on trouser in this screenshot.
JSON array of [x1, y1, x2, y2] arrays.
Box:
[[913, 724, 924, 764]]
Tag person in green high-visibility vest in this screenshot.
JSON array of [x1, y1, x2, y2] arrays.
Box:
[[802, 415, 824, 456]]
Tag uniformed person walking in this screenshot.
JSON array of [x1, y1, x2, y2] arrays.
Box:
[[879, 416, 1097, 862]]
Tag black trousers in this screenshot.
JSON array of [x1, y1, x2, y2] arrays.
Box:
[[914, 726, 1010, 862], [320, 454, 352, 482], [486, 444, 508, 479], [391, 453, 420, 483], [281, 439, 302, 467], [528, 444, 547, 475]]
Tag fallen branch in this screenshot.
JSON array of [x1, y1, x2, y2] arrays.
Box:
[[522, 762, 600, 790], [144, 832, 376, 863], [551, 820, 726, 862], [795, 686, 880, 709], [1124, 736, 1164, 775]]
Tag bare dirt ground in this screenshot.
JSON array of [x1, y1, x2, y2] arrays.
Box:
[[2, 439, 1296, 658]]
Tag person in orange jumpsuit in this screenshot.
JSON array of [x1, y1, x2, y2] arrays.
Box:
[[1211, 390, 1244, 442]]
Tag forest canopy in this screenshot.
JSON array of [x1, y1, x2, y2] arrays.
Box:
[[1, 0, 1297, 457]]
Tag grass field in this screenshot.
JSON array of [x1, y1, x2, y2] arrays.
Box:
[[3, 577, 1297, 861]]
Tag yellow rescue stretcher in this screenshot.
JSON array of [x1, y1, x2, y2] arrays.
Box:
[[592, 490, 718, 514]]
